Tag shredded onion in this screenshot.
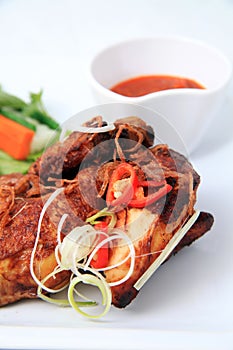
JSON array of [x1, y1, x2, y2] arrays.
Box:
[[74, 123, 115, 134], [32, 181, 201, 319], [56, 221, 136, 288], [58, 225, 97, 269], [59, 123, 115, 142], [37, 267, 96, 308], [30, 188, 64, 294], [84, 228, 135, 287], [57, 213, 68, 245]]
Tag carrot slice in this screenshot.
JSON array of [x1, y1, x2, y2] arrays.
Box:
[[0, 114, 35, 160]]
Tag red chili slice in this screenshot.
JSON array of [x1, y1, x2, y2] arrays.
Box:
[[106, 162, 172, 209], [106, 162, 138, 207], [128, 183, 172, 208], [90, 222, 109, 269]]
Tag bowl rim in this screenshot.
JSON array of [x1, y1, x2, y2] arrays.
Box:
[[89, 35, 232, 99]]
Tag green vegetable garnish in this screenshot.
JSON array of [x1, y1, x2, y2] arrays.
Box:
[[1, 108, 36, 131], [23, 91, 60, 130], [0, 157, 31, 175], [0, 87, 60, 130], [0, 86, 61, 175], [0, 86, 27, 110]]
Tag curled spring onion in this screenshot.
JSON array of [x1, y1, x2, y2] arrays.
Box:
[[57, 213, 68, 246], [59, 123, 115, 142], [37, 267, 96, 308], [68, 270, 112, 319], [63, 226, 135, 288], [31, 190, 98, 316], [86, 207, 117, 228], [73, 123, 115, 134], [32, 186, 201, 319], [83, 228, 135, 287], [53, 220, 114, 318], [58, 225, 97, 269], [30, 188, 65, 294]]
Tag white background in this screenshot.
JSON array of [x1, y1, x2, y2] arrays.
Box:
[[0, 1, 233, 349]]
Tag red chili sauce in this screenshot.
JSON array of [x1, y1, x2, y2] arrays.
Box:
[[110, 75, 205, 97]]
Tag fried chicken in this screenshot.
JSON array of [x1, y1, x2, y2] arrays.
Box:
[[0, 117, 214, 308]]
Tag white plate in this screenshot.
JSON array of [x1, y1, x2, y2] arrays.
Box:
[[0, 57, 233, 350]]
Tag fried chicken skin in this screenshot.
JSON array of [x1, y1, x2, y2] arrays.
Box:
[[0, 117, 214, 308]]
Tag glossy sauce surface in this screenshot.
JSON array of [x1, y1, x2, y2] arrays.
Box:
[[111, 75, 205, 97]]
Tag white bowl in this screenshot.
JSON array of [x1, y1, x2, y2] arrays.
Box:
[[89, 37, 232, 154]]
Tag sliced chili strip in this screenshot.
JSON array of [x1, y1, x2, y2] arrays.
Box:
[[128, 183, 172, 208], [106, 162, 138, 207], [90, 222, 109, 269]]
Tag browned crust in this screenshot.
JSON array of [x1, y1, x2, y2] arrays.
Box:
[[0, 119, 214, 309], [174, 211, 214, 253], [111, 211, 214, 308], [106, 145, 213, 308]]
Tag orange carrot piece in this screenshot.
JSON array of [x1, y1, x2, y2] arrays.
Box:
[[0, 114, 35, 160]]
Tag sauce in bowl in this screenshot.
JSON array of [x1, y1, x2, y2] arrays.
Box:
[[111, 75, 205, 97]]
